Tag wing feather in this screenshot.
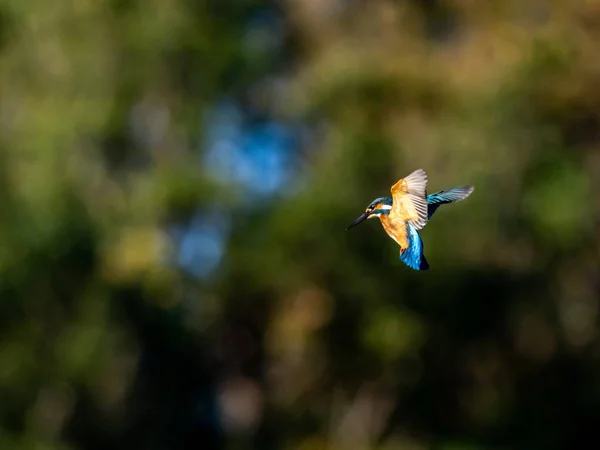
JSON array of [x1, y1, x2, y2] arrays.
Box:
[[390, 168, 428, 230], [427, 186, 474, 205], [427, 185, 474, 219]]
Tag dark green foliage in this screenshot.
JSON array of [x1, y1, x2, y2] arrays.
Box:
[[0, 1, 599, 449]]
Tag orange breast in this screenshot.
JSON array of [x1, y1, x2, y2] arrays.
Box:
[[379, 215, 409, 250]]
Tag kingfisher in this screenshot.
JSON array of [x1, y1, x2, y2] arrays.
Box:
[[346, 169, 474, 271]]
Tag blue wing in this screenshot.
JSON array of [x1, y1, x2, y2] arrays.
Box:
[[427, 186, 474, 219], [399, 223, 429, 271]]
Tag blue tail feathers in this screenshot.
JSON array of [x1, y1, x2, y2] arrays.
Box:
[[400, 223, 429, 271], [427, 186, 474, 219]]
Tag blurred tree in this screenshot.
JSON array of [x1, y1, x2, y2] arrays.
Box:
[[1, 0, 600, 450]]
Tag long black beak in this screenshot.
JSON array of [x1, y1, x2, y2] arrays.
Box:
[[346, 212, 369, 230]]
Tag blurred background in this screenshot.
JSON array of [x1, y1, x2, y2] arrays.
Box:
[[0, 0, 599, 449]]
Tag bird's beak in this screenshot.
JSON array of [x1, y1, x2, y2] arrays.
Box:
[[346, 212, 369, 230]]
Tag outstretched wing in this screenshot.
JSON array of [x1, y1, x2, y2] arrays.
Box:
[[427, 185, 474, 219], [390, 168, 428, 230]]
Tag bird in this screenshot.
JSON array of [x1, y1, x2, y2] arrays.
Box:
[[346, 168, 474, 271]]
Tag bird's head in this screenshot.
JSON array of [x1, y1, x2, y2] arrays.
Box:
[[346, 196, 393, 230]]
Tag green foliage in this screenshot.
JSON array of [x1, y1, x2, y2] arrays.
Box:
[[0, 1, 599, 449]]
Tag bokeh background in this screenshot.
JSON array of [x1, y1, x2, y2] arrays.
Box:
[[1, 0, 600, 449]]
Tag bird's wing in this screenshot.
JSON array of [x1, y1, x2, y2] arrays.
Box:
[[427, 186, 474, 205], [390, 168, 428, 230], [427, 185, 474, 219]]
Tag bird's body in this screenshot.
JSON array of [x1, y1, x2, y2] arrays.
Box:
[[346, 169, 474, 271], [380, 212, 409, 248]]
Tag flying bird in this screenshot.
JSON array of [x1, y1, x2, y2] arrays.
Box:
[[346, 169, 474, 271]]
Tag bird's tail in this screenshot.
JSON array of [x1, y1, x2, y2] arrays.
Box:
[[400, 223, 429, 271], [427, 185, 474, 220]]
